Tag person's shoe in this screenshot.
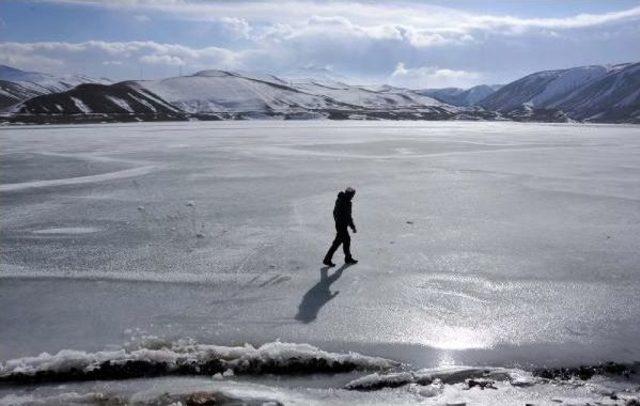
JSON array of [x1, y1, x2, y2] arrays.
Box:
[[345, 257, 358, 264], [323, 259, 336, 267]]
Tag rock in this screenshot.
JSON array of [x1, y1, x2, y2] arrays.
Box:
[[535, 362, 636, 381], [466, 378, 497, 390]]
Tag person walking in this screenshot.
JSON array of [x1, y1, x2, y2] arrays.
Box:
[[323, 187, 358, 266]]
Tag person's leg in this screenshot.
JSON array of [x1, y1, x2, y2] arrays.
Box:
[[341, 229, 352, 260], [324, 231, 344, 264], [338, 228, 357, 264]]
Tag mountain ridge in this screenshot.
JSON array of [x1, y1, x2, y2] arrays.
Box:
[[0, 65, 111, 110], [418, 84, 503, 107], [478, 62, 639, 122], [2, 62, 638, 124]]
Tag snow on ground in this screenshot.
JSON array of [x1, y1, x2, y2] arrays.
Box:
[[1, 365, 639, 405], [0, 340, 395, 381], [105, 95, 134, 113], [70, 96, 91, 113], [1, 121, 639, 404], [128, 93, 157, 113]]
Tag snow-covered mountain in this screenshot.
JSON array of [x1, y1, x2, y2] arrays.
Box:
[[13, 82, 184, 122], [546, 63, 640, 123], [418, 84, 502, 107], [139, 70, 345, 114], [287, 79, 444, 109], [0, 80, 43, 111], [139, 70, 444, 114], [0, 65, 111, 110], [479, 65, 608, 112], [478, 63, 640, 122], [9, 69, 462, 122], [4, 62, 639, 124]]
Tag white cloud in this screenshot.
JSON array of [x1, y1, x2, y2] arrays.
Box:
[[390, 63, 481, 88], [4, 1, 640, 85], [471, 5, 640, 31], [140, 54, 185, 66], [30, 1, 638, 79], [0, 53, 64, 71], [38, 1, 640, 34], [0, 41, 251, 76], [220, 17, 252, 39]]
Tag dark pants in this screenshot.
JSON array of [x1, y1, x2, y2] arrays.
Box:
[[324, 226, 352, 261]]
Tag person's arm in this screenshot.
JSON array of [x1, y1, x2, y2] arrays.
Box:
[[348, 203, 356, 232]]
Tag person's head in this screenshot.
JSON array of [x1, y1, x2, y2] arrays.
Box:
[[345, 187, 356, 200]]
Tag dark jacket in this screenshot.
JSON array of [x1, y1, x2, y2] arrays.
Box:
[[333, 192, 355, 229]]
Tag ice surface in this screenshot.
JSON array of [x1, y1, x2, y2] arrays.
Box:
[[1, 121, 639, 403], [0, 165, 155, 192]]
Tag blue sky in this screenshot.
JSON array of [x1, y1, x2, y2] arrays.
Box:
[[1, 0, 639, 88]]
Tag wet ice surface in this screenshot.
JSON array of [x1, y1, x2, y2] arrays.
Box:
[[1, 121, 640, 403]]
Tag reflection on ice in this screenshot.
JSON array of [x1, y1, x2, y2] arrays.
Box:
[[424, 326, 495, 351]]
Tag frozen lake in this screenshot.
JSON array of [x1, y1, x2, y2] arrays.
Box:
[[1, 121, 639, 403]]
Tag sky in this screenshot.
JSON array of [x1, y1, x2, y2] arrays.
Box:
[[1, 0, 639, 88]]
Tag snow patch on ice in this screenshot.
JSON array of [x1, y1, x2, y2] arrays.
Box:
[[345, 366, 534, 391], [0, 165, 155, 192], [0, 341, 397, 383], [32, 227, 100, 235], [0, 392, 116, 406]]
